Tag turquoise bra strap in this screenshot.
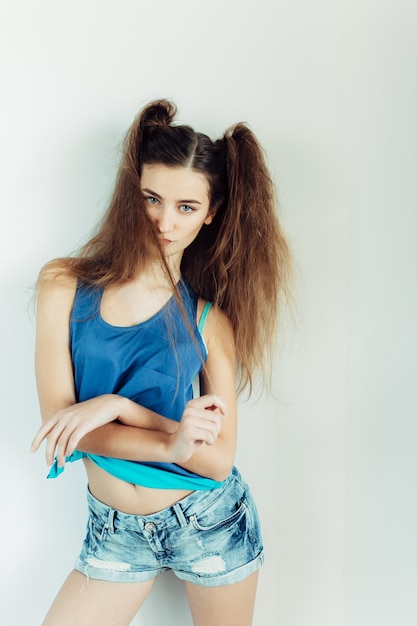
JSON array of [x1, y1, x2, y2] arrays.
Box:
[[198, 302, 212, 334]]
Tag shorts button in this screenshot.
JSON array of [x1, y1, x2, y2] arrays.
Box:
[[144, 522, 155, 532]]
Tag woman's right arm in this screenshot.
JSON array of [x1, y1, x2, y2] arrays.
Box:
[[35, 264, 172, 427], [33, 264, 172, 465], [34, 263, 78, 423]]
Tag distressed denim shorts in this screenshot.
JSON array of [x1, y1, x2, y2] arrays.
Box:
[[74, 467, 264, 587]]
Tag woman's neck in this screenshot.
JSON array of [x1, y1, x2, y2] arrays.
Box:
[[133, 258, 181, 291]]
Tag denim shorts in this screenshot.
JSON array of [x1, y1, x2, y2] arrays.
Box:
[[74, 467, 264, 587]]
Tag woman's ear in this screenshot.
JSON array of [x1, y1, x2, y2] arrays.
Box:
[[204, 201, 221, 225], [204, 213, 215, 225]]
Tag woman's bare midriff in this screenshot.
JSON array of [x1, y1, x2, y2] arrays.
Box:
[[83, 458, 194, 515]]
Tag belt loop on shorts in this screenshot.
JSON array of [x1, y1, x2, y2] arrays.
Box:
[[106, 507, 117, 534], [172, 502, 188, 528]]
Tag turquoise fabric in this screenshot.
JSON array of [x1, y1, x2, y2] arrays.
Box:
[[198, 301, 212, 334]]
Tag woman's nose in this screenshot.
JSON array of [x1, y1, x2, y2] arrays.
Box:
[[156, 207, 174, 233]]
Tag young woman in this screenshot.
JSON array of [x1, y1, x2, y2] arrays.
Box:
[[31, 99, 292, 626]]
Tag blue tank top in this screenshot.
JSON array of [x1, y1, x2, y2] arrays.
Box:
[[47, 278, 224, 490]]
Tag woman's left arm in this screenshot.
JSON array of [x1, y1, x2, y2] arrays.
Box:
[[173, 305, 238, 482]]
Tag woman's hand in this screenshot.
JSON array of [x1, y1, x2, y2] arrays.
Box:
[[167, 394, 226, 464], [31, 394, 123, 468]]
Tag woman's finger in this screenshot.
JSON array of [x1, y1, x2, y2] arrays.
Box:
[[181, 413, 221, 444], [64, 422, 90, 458], [30, 419, 56, 452], [45, 420, 69, 466], [189, 394, 227, 416]]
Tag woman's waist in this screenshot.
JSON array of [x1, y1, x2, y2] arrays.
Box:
[[84, 458, 194, 515]]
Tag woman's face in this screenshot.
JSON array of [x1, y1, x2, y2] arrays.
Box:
[[141, 163, 214, 261]]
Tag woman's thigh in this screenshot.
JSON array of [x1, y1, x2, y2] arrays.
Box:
[[185, 571, 259, 626], [42, 570, 155, 626]]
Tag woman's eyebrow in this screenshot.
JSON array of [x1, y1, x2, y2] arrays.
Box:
[[142, 188, 162, 198], [141, 188, 202, 204]]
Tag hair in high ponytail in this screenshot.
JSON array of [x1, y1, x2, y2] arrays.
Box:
[[55, 99, 292, 394], [138, 99, 176, 130], [183, 124, 292, 393]]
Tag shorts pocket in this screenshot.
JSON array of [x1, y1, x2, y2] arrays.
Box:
[[189, 482, 248, 532]]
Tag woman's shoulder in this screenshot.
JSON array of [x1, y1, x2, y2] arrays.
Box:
[[35, 259, 79, 331], [37, 258, 78, 298], [197, 299, 235, 349]]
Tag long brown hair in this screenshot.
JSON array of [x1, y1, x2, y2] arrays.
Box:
[[62, 99, 292, 393]]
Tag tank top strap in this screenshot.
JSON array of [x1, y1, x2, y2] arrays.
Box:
[[71, 281, 104, 321], [198, 301, 212, 334]]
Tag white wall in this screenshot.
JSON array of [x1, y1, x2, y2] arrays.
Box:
[[343, 3, 417, 625], [1, 1, 416, 624]]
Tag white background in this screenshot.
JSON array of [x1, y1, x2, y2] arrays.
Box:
[[1, 1, 416, 624]]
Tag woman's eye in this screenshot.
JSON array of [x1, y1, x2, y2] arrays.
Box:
[[145, 196, 159, 205], [179, 205, 195, 213]]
